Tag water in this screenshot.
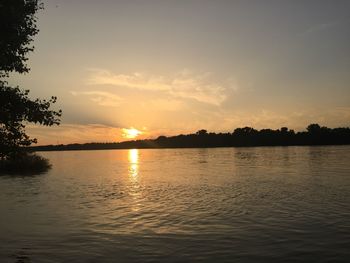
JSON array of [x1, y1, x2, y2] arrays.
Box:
[[0, 146, 349, 262]]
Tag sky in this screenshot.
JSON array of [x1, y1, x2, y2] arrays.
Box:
[[9, 0, 350, 145]]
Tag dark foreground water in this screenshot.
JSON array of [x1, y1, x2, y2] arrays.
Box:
[[0, 146, 349, 262]]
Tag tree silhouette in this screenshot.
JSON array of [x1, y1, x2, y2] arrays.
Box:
[[30, 124, 350, 152], [196, 129, 208, 136], [306, 124, 321, 134], [0, 0, 61, 160]]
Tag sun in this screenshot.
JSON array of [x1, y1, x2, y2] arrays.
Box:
[[122, 127, 142, 139]]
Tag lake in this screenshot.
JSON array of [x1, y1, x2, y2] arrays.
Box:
[[0, 146, 349, 262]]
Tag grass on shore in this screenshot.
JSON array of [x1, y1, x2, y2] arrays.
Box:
[[0, 153, 51, 175]]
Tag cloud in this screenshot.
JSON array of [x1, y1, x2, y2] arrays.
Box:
[[144, 99, 184, 111], [70, 90, 123, 107], [88, 70, 170, 91], [27, 123, 123, 145], [87, 69, 230, 105], [170, 70, 227, 105], [300, 21, 339, 36]]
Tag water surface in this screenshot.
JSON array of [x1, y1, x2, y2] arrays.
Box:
[[0, 146, 349, 262]]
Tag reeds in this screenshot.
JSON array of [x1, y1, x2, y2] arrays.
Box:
[[0, 153, 51, 175]]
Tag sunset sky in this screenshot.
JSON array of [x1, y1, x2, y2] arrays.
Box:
[[9, 0, 350, 145]]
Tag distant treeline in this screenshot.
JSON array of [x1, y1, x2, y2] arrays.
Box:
[[29, 124, 350, 152]]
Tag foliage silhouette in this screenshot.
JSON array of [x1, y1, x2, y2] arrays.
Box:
[[0, 84, 61, 159], [0, 0, 61, 172], [31, 124, 350, 152], [0, 0, 42, 77], [0, 153, 51, 175]]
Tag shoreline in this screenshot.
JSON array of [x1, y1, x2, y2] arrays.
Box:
[[29, 143, 350, 153]]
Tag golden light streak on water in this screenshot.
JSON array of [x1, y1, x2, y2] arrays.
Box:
[[128, 149, 139, 178], [128, 149, 141, 212]]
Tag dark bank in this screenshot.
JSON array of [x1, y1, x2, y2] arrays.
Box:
[[31, 124, 350, 152]]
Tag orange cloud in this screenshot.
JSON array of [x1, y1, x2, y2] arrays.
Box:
[[87, 68, 231, 105]]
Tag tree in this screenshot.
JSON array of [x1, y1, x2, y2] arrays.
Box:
[[280, 127, 288, 133], [0, 0, 61, 160], [306, 124, 321, 134], [196, 129, 208, 136], [0, 0, 43, 77], [0, 84, 61, 159]]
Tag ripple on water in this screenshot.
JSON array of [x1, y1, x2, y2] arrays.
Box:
[[0, 146, 349, 262]]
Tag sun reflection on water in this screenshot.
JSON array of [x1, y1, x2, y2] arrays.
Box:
[[128, 149, 139, 178], [128, 149, 141, 212]]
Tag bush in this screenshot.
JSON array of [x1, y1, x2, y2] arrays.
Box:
[[0, 153, 51, 175]]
